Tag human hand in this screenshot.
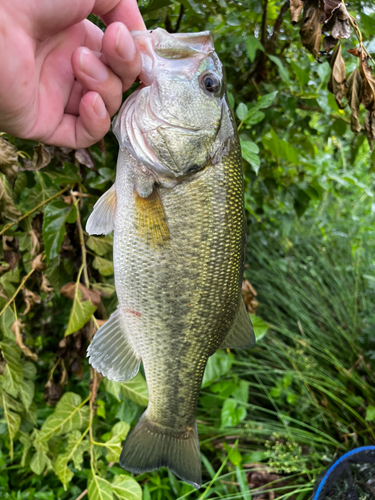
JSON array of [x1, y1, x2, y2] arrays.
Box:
[[0, 0, 145, 148]]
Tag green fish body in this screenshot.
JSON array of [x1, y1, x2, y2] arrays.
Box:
[[86, 29, 254, 489]]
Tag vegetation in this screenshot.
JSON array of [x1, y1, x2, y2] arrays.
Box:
[[0, 0, 374, 498]]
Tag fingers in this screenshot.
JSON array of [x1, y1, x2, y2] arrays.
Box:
[[94, 0, 146, 31], [44, 91, 111, 148], [71, 47, 123, 117], [102, 22, 142, 92]]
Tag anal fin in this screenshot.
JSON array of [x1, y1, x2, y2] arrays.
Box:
[[87, 308, 140, 381], [220, 299, 255, 349], [86, 184, 117, 235]]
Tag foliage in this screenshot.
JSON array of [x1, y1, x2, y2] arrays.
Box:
[[0, 0, 374, 499]]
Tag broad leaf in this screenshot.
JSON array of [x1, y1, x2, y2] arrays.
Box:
[[86, 236, 113, 257], [245, 35, 264, 63], [249, 314, 270, 341], [202, 350, 234, 388], [112, 475, 142, 500], [64, 286, 97, 336], [92, 256, 114, 276], [55, 430, 89, 488], [241, 141, 260, 174], [120, 373, 149, 407], [19, 379, 35, 410], [221, 398, 247, 427], [87, 474, 113, 500], [38, 392, 89, 442], [0, 340, 23, 397], [346, 68, 363, 134], [43, 200, 77, 262], [327, 44, 347, 108]]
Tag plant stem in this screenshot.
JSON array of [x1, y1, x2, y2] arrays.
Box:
[[0, 268, 35, 319], [0, 185, 72, 236]]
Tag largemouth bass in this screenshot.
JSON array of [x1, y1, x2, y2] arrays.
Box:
[[86, 28, 255, 489]]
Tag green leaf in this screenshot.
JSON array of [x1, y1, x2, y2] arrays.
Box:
[[112, 474, 143, 500], [103, 421, 130, 463], [236, 103, 249, 122], [22, 361, 37, 380], [0, 341, 23, 397], [30, 449, 51, 475], [202, 350, 234, 388], [55, 430, 89, 488], [64, 287, 97, 336], [19, 379, 35, 410], [245, 35, 264, 63], [249, 315, 269, 341], [86, 236, 113, 257], [92, 256, 114, 276], [268, 55, 290, 84], [365, 405, 375, 421], [241, 141, 260, 174], [87, 474, 113, 500], [47, 163, 81, 186], [221, 399, 247, 427], [43, 201, 77, 263], [120, 373, 149, 407], [38, 392, 90, 442], [256, 91, 278, 109], [1, 392, 21, 439], [103, 378, 122, 402], [246, 110, 265, 125]]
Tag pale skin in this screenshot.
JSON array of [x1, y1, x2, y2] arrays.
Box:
[[0, 0, 146, 148]]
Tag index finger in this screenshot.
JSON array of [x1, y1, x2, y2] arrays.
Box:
[[93, 0, 146, 31]]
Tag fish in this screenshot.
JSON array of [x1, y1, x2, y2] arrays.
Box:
[[86, 28, 255, 489]]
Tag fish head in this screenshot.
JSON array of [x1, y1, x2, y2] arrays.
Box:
[[113, 29, 234, 182]]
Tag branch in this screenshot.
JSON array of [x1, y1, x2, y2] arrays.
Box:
[[268, 1, 290, 48], [261, 0, 269, 47], [174, 4, 184, 33]]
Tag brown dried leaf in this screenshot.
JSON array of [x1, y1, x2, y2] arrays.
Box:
[[10, 319, 38, 361], [242, 280, 258, 314], [75, 149, 94, 169], [365, 110, 375, 149], [31, 254, 46, 271], [300, 0, 324, 59], [324, 4, 351, 39], [0, 137, 18, 184], [21, 288, 41, 316], [346, 68, 363, 134], [44, 379, 63, 405], [323, 35, 338, 53], [0, 177, 21, 221], [3, 236, 20, 271], [61, 282, 101, 308], [322, 0, 342, 22], [348, 47, 361, 58], [21, 143, 51, 171], [41, 274, 54, 294], [327, 44, 347, 108], [28, 229, 40, 256], [360, 58, 375, 111], [290, 0, 304, 25]]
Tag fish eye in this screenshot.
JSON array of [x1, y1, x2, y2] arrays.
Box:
[[200, 72, 220, 94]]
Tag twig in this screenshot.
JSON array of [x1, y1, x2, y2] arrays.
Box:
[[174, 4, 185, 33], [72, 193, 89, 290], [268, 1, 289, 48], [0, 185, 72, 236], [261, 0, 269, 47], [74, 489, 88, 500]]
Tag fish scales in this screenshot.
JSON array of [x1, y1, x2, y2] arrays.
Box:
[[86, 28, 255, 489]]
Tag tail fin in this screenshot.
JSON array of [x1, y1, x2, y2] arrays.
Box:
[[119, 413, 202, 489]]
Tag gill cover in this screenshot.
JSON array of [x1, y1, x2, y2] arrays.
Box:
[[112, 29, 233, 181]]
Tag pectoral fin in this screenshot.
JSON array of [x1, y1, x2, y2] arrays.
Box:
[[87, 308, 141, 381], [86, 184, 117, 235], [134, 188, 170, 245], [220, 299, 255, 349]]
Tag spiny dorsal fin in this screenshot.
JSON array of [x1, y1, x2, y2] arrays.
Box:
[[86, 184, 117, 235], [87, 308, 140, 382], [220, 299, 255, 350], [134, 188, 170, 246]]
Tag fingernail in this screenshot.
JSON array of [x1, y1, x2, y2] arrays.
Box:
[[92, 94, 107, 119], [115, 24, 136, 61], [80, 48, 109, 81]]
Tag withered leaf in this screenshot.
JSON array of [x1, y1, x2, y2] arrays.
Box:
[[61, 282, 101, 308], [0, 176, 21, 221], [0, 137, 18, 185], [290, 0, 304, 25], [10, 319, 38, 361], [324, 4, 351, 39], [348, 47, 361, 59], [300, 0, 325, 59], [327, 44, 347, 108], [365, 110, 375, 149], [360, 58, 375, 111], [322, 0, 342, 22], [31, 254, 46, 272], [3, 236, 20, 271], [75, 149, 94, 170], [323, 35, 337, 53], [21, 288, 41, 316], [21, 143, 52, 171], [28, 229, 40, 256], [346, 68, 363, 134], [41, 274, 54, 294]]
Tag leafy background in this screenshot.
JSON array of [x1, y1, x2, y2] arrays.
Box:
[[0, 0, 375, 498]]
